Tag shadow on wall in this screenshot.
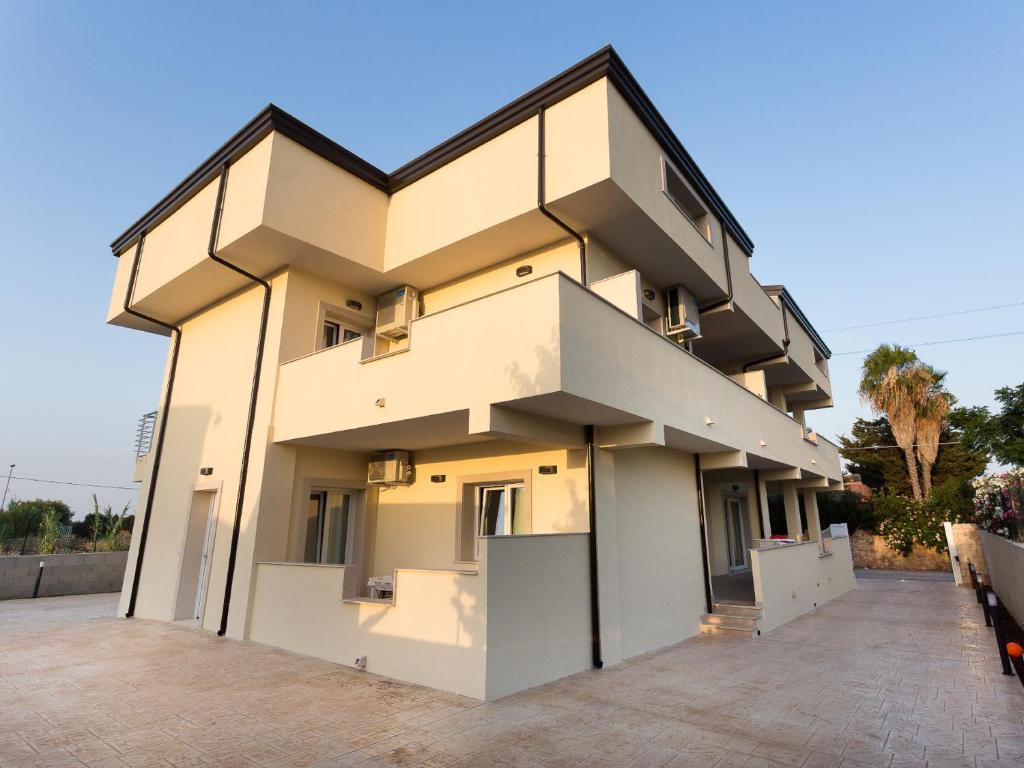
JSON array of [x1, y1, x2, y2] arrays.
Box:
[[505, 326, 560, 398]]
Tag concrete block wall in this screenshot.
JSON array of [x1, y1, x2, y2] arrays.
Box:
[[0, 551, 128, 600], [979, 531, 1024, 628]]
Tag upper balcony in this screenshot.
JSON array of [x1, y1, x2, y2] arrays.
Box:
[[273, 273, 840, 481], [106, 48, 792, 370]]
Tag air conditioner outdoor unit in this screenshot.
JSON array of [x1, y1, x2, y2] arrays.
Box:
[[375, 286, 419, 340], [368, 451, 413, 485], [665, 285, 701, 340]]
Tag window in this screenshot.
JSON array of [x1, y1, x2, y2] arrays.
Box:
[[475, 483, 526, 558], [663, 160, 711, 242], [321, 319, 362, 350], [304, 490, 352, 564]]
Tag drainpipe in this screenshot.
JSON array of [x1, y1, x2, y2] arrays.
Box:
[[743, 300, 790, 373], [694, 455, 713, 614], [753, 469, 765, 540], [205, 164, 273, 638], [699, 216, 733, 313], [123, 235, 182, 618], [584, 425, 603, 668], [537, 107, 588, 286]]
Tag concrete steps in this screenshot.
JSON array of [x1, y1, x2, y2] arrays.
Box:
[[699, 602, 762, 638]]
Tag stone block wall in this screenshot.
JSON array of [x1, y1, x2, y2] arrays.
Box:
[[0, 551, 128, 600], [948, 523, 986, 585], [850, 529, 950, 571]]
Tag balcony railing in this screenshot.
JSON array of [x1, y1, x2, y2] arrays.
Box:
[[135, 411, 157, 459]]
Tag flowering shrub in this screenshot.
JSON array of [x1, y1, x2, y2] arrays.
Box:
[[874, 479, 974, 555], [972, 469, 1024, 540]]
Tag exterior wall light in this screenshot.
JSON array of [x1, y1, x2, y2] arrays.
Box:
[[199, 467, 213, 476], [374, 398, 386, 408], [431, 474, 446, 483], [759, 440, 767, 447], [516, 265, 533, 277], [643, 289, 656, 301], [346, 299, 363, 311], [538, 465, 557, 475], [704, 416, 714, 426]]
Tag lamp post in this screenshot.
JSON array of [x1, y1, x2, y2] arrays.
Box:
[[1, 464, 13, 511]]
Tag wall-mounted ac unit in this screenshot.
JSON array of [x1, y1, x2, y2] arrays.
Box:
[[368, 451, 413, 485], [375, 286, 419, 340], [665, 285, 701, 340]]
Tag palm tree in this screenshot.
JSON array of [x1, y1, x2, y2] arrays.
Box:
[[915, 371, 952, 497], [859, 345, 952, 500], [859, 345, 925, 499]]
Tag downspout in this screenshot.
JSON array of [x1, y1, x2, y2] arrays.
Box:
[[537, 107, 587, 286], [123, 235, 182, 618], [694, 455, 713, 614], [743, 299, 790, 373], [584, 425, 603, 668], [699, 216, 733, 313], [753, 469, 765, 540], [204, 164, 273, 638]]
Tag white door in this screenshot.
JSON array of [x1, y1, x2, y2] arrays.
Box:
[[192, 494, 217, 621], [725, 496, 748, 572]]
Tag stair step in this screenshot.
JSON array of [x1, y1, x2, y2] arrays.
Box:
[[701, 614, 758, 630], [712, 602, 762, 619], [699, 622, 757, 638]]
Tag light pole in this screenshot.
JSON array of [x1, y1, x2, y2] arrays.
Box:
[[1, 464, 14, 511]]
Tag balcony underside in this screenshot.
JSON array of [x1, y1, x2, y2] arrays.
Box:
[[273, 273, 840, 481]]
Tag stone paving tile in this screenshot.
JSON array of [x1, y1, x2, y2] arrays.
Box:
[[3, 576, 1024, 768]]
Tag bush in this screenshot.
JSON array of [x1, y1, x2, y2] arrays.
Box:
[[973, 469, 1024, 540], [874, 478, 974, 555], [817, 491, 875, 534], [36, 508, 62, 555]]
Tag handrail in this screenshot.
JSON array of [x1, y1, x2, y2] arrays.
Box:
[[134, 411, 158, 459]]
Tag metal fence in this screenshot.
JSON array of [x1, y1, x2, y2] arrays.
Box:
[[135, 410, 157, 459]]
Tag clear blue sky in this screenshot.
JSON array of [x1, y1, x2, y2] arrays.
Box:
[[1, 1, 1021, 517]]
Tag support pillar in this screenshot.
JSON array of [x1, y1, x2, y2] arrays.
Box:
[[782, 483, 802, 540], [757, 475, 771, 539], [802, 488, 821, 541]]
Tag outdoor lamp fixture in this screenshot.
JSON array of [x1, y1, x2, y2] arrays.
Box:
[[516, 265, 533, 277], [346, 299, 363, 311], [643, 289, 656, 301]]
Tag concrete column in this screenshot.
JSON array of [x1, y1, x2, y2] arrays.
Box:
[[802, 488, 821, 541], [782, 483, 802, 540], [757, 476, 772, 539], [791, 406, 806, 429]]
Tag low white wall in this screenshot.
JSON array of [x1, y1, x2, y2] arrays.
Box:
[[482, 533, 592, 699], [980, 532, 1024, 628], [751, 536, 856, 632], [247, 533, 593, 700], [248, 562, 486, 698]]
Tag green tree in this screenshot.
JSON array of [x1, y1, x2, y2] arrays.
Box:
[[817, 490, 875, 534], [0, 499, 73, 552], [952, 383, 1024, 466], [840, 416, 986, 496]]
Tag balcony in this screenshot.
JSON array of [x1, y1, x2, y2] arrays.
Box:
[[273, 272, 840, 481]]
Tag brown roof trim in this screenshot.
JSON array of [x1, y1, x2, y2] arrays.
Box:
[[762, 285, 832, 358], [111, 46, 754, 257], [109, 106, 389, 254]]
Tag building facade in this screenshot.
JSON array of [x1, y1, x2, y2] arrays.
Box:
[[108, 47, 854, 700]]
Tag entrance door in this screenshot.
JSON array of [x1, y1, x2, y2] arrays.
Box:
[[725, 496, 748, 572], [304, 490, 354, 564], [192, 495, 218, 621], [174, 490, 218, 621]]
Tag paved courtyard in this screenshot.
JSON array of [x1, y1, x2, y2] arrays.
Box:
[[2, 574, 1023, 768]]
